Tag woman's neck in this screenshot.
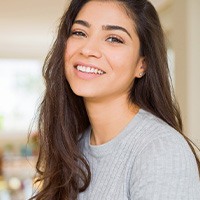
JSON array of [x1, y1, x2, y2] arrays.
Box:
[[84, 95, 139, 145]]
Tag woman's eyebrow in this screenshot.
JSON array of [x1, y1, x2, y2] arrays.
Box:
[[73, 20, 132, 39], [102, 25, 132, 39], [74, 20, 90, 28]]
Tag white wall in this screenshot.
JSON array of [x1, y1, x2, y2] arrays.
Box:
[[160, 0, 200, 149], [0, 0, 68, 60]]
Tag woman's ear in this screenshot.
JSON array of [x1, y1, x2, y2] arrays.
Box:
[[135, 57, 147, 78]]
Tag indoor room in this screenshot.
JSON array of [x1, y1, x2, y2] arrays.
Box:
[[0, 0, 200, 199]]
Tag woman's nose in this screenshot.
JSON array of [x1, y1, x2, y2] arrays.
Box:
[[80, 38, 102, 58]]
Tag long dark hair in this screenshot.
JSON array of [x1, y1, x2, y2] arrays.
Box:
[[29, 0, 200, 199]]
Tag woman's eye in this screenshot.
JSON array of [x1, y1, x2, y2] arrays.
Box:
[[71, 31, 86, 37], [106, 37, 123, 44]]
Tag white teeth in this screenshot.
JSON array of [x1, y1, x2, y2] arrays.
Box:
[[76, 65, 105, 75], [86, 67, 90, 72]]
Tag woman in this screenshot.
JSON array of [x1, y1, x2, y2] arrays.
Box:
[[30, 0, 200, 199]]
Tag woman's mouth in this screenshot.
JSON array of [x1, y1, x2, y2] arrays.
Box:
[[75, 65, 106, 75], [74, 65, 106, 80]]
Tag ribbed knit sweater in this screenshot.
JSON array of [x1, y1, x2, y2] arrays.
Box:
[[78, 109, 200, 200]]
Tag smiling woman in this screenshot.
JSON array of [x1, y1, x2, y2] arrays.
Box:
[[65, 1, 144, 101], [30, 0, 200, 200]]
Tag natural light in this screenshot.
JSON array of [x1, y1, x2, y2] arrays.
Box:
[[0, 59, 44, 136]]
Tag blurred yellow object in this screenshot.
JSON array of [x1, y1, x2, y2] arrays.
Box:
[[0, 176, 7, 190]]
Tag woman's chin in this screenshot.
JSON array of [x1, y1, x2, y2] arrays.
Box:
[[72, 88, 98, 98]]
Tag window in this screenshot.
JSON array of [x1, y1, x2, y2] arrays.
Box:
[[0, 59, 44, 136]]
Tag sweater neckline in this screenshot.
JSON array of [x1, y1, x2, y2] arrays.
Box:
[[84, 108, 145, 158]]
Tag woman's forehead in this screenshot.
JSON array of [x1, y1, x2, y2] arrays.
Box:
[[74, 1, 136, 32]]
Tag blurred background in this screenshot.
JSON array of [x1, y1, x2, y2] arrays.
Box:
[[0, 0, 199, 199]]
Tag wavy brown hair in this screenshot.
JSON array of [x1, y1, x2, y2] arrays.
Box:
[[29, 0, 200, 199]]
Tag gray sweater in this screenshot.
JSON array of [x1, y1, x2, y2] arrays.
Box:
[[78, 109, 200, 199]]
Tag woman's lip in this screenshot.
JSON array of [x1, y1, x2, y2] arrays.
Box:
[[74, 62, 106, 73], [73, 67, 104, 80]]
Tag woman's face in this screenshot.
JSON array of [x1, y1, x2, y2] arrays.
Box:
[[65, 1, 145, 102]]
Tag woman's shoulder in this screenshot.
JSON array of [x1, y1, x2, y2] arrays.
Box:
[[137, 109, 186, 142], [133, 109, 194, 157], [129, 110, 200, 199]]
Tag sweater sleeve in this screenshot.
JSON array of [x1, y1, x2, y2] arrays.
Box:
[[129, 134, 200, 200]]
